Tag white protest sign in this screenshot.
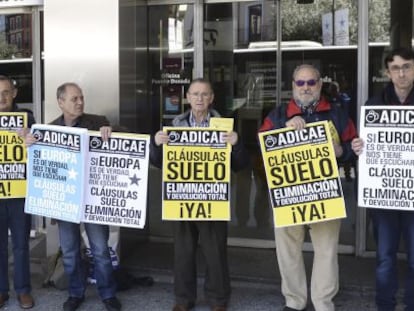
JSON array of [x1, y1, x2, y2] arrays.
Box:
[[358, 106, 414, 211], [83, 131, 150, 228]]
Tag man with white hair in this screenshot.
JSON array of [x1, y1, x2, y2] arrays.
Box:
[[259, 64, 357, 311]]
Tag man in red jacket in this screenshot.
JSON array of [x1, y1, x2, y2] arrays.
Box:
[[259, 64, 356, 311]]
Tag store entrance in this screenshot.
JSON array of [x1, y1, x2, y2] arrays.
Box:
[[119, 0, 414, 257], [118, 1, 358, 254]]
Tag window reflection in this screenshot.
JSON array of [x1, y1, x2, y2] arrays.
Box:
[[368, 0, 390, 43], [281, 0, 358, 45], [204, 2, 274, 238], [202, 1, 360, 244], [0, 14, 32, 59], [0, 13, 33, 105], [149, 4, 194, 130]]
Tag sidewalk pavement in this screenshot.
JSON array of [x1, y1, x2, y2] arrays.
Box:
[[4, 235, 408, 311]]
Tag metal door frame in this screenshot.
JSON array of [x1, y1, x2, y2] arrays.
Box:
[[143, 0, 372, 255]]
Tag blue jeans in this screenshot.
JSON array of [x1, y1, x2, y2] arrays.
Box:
[[57, 221, 116, 300], [0, 198, 32, 295], [370, 209, 414, 311]]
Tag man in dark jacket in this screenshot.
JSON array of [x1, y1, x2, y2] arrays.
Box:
[[150, 78, 249, 311], [0, 75, 35, 309], [259, 64, 356, 311], [49, 83, 121, 311], [352, 47, 414, 311]]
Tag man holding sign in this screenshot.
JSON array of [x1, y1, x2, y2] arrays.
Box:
[[151, 78, 248, 311], [352, 48, 414, 311], [0, 75, 35, 309], [259, 65, 356, 311], [26, 83, 121, 311]]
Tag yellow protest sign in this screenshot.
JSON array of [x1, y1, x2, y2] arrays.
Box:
[[328, 120, 340, 144], [210, 117, 234, 131], [162, 127, 231, 221], [259, 121, 346, 227], [0, 112, 28, 198]]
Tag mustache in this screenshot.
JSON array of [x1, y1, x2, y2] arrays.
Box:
[[300, 90, 313, 95]]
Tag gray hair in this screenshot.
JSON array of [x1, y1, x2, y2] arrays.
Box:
[[0, 75, 16, 89], [292, 64, 321, 80], [56, 82, 81, 100], [187, 78, 213, 94]]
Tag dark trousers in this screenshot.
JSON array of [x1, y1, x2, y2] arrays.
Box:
[[370, 209, 414, 311], [173, 221, 230, 308], [0, 198, 32, 294]]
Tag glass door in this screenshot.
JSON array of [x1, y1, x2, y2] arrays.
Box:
[[279, 0, 358, 250], [204, 0, 359, 251], [148, 3, 194, 129], [147, 3, 195, 237]]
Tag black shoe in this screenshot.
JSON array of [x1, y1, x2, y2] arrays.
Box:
[[103, 297, 122, 311], [172, 302, 195, 311], [63, 296, 84, 311], [134, 276, 154, 287], [283, 307, 306, 311], [0, 294, 9, 308], [172, 305, 188, 311]]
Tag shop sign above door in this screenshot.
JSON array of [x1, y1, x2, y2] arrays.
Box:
[[0, 0, 43, 7]]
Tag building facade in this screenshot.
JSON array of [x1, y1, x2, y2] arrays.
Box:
[[0, 0, 413, 258]]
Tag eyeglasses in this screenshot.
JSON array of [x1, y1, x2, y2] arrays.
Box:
[[188, 92, 211, 99], [389, 63, 414, 74], [293, 79, 318, 87], [0, 90, 13, 98]]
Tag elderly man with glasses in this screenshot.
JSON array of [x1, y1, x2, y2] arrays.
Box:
[[150, 78, 249, 311], [259, 64, 357, 311]]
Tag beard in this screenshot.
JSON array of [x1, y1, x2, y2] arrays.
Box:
[[293, 90, 320, 108]]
